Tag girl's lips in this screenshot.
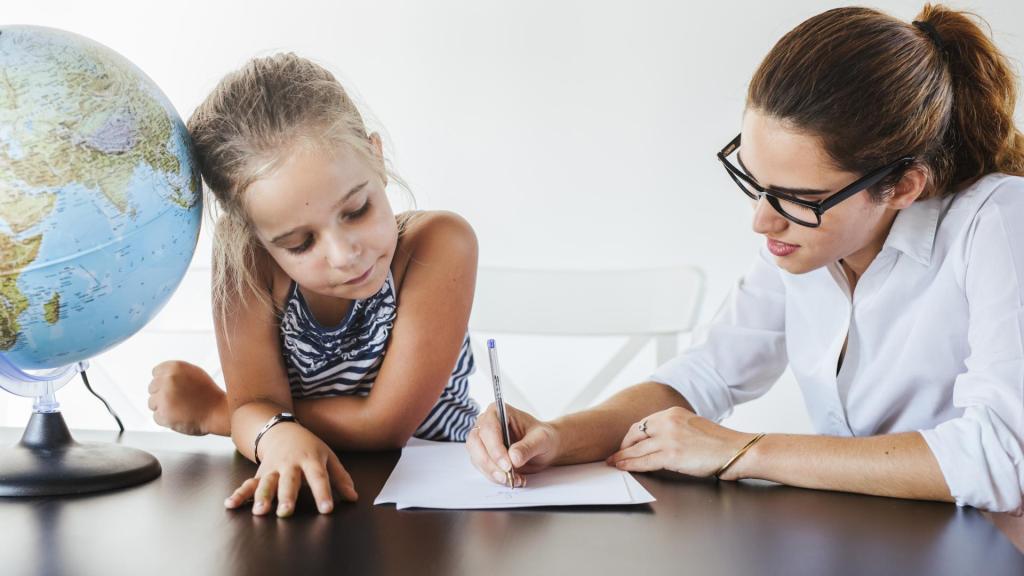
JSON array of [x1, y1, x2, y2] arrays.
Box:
[[766, 237, 799, 257], [344, 263, 374, 285]]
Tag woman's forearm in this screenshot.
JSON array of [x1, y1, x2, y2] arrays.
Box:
[[550, 381, 693, 465], [732, 431, 953, 502]]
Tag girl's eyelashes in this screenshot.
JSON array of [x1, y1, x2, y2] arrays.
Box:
[[343, 199, 371, 221], [286, 235, 314, 254], [283, 199, 371, 255]]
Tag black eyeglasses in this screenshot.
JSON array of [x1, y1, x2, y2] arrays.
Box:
[[717, 134, 915, 228]]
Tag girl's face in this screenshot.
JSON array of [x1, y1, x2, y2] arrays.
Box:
[[738, 109, 906, 275], [244, 138, 398, 300]]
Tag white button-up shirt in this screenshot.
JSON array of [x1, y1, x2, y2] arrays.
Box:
[[652, 173, 1024, 513]]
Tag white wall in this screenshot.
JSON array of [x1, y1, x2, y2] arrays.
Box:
[[2, 1, 1022, 435]]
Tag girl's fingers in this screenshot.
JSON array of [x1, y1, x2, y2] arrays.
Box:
[[275, 467, 301, 518], [467, 427, 517, 485], [302, 460, 335, 514], [608, 437, 659, 466], [252, 471, 279, 516], [225, 477, 259, 509], [327, 455, 358, 503]]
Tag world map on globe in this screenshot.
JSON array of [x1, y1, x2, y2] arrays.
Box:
[[0, 26, 201, 371]]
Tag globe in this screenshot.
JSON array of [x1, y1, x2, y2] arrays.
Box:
[[0, 25, 202, 373], [0, 26, 200, 496]]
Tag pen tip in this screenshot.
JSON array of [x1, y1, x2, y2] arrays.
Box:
[[487, 339, 495, 349]]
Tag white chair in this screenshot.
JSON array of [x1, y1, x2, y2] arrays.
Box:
[[469, 266, 704, 415]]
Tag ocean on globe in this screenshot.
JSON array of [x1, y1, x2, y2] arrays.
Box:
[[0, 26, 201, 371]]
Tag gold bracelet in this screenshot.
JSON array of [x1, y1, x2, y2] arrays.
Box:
[[714, 432, 767, 479]]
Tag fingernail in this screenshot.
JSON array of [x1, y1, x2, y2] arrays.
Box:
[[498, 459, 511, 471], [319, 501, 333, 514], [276, 504, 293, 518], [224, 497, 235, 508], [492, 470, 507, 483], [253, 501, 266, 513]]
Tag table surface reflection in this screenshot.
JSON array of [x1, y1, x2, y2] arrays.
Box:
[[0, 427, 1020, 576]]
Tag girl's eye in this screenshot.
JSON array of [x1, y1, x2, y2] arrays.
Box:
[[343, 200, 371, 221], [286, 235, 314, 254]]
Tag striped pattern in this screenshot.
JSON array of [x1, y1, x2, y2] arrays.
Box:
[[279, 271, 478, 441]]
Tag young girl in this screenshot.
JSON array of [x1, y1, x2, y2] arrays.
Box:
[[147, 53, 480, 517], [469, 4, 1024, 513]]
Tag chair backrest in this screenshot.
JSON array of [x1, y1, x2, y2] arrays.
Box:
[[469, 266, 704, 413]]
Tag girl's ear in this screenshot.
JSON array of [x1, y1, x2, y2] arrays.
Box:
[[368, 132, 388, 186], [369, 132, 384, 161], [886, 165, 928, 210]]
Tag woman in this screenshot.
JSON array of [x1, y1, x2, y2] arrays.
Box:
[[467, 4, 1024, 512]]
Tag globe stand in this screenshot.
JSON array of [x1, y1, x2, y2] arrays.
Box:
[[0, 361, 161, 497]]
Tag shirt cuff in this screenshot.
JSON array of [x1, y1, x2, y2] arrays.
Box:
[[920, 406, 1024, 514], [650, 353, 734, 423]]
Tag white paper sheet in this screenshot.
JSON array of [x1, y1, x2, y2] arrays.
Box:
[[374, 439, 656, 510]]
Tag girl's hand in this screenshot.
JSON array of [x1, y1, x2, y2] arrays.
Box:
[[148, 361, 228, 436], [607, 406, 758, 480], [224, 423, 358, 517], [466, 403, 560, 486]]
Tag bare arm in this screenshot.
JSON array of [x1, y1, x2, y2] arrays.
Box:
[[293, 212, 479, 450], [731, 431, 952, 502]]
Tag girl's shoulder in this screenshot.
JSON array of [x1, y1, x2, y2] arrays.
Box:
[[391, 210, 478, 291]]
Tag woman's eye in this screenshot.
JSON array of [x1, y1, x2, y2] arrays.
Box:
[[286, 235, 314, 254], [343, 200, 371, 221]]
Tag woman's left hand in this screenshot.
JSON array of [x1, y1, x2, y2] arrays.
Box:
[[606, 406, 759, 480]]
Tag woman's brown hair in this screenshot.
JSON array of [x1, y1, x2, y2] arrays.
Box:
[[747, 4, 1024, 199]]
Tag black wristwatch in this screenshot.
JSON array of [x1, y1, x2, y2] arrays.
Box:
[[253, 412, 298, 465]]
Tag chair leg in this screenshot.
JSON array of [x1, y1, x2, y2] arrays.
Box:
[[563, 336, 651, 413]]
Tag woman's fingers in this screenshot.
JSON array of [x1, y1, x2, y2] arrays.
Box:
[[467, 426, 519, 485], [614, 452, 663, 472], [477, 405, 514, 472], [608, 437, 659, 466], [224, 477, 259, 509]]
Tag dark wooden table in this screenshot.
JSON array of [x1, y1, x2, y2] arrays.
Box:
[[0, 428, 1020, 576]]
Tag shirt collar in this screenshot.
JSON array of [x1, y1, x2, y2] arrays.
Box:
[[881, 196, 943, 266]]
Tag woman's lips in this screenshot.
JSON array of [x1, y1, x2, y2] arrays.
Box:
[[766, 238, 799, 257]]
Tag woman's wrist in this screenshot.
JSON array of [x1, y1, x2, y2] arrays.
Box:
[[723, 432, 771, 481], [202, 395, 232, 437]]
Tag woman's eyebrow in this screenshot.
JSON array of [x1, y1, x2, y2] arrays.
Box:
[[737, 153, 831, 196], [270, 181, 369, 244]]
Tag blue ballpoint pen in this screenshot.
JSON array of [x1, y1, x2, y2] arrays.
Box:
[[486, 339, 517, 489]]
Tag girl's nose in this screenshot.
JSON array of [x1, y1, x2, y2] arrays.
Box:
[[323, 230, 361, 270]]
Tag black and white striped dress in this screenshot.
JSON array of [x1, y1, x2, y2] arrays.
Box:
[[279, 271, 479, 442]]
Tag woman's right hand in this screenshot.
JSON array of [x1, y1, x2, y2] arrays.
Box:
[[466, 403, 561, 486], [224, 422, 358, 517]]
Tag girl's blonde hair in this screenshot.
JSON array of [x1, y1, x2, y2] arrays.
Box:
[[187, 53, 407, 324]]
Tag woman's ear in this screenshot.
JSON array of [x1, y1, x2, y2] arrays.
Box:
[[886, 165, 928, 210]]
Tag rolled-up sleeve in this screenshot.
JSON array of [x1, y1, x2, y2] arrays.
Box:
[[651, 246, 788, 422], [920, 188, 1024, 513]]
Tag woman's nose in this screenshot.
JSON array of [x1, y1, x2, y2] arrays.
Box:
[[751, 196, 788, 236]]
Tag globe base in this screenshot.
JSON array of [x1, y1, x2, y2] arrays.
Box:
[[0, 411, 161, 497]]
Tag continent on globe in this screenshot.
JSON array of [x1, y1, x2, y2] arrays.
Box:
[[0, 26, 202, 370]]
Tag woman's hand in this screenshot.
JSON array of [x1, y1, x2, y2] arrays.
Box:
[[607, 406, 759, 480], [466, 403, 560, 486], [224, 423, 358, 517], [148, 360, 229, 436]]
